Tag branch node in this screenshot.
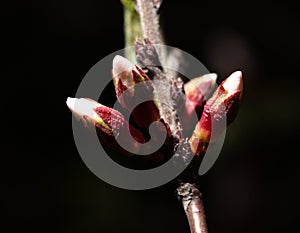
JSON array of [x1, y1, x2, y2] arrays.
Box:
[[177, 183, 208, 233]]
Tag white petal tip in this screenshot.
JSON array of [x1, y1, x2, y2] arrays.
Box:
[[66, 97, 75, 110], [205, 73, 218, 82], [113, 55, 125, 65], [66, 98, 100, 119], [223, 71, 243, 93], [113, 55, 134, 75], [231, 70, 243, 80]]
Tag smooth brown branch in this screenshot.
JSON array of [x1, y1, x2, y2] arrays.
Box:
[[177, 183, 208, 233]]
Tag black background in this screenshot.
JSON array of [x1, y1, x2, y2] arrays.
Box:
[[2, 0, 300, 232]]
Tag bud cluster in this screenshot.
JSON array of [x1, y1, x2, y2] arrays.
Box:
[[67, 40, 243, 164]]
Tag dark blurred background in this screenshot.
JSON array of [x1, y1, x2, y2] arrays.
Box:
[[2, 0, 300, 232]]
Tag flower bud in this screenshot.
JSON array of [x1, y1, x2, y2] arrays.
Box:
[[184, 73, 217, 112], [181, 73, 217, 132], [66, 97, 145, 155], [112, 55, 160, 128], [189, 71, 243, 155]]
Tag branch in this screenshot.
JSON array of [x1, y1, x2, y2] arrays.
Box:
[[135, 0, 161, 45], [177, 183, 208, 233]]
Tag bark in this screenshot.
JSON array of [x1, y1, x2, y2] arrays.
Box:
[[135, 0, 161, 45], [177, 183, 208, 233]]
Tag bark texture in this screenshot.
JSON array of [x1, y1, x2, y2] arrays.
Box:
[[177, 183, 208, 233]]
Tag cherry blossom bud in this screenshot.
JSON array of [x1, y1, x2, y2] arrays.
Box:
[[181, 73, 217, 132], [66, 97, 145, 155], [189, 71, 243, 156], [112, 55, 160, 128]]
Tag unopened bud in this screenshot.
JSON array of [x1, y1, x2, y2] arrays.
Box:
[[66, 97, 145, 155], [189, 71, 243, 155], [181, 73, 217, 133], [112, 55, 160, 128]]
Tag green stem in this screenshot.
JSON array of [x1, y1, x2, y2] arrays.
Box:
[[121, 0, 143, 63]]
